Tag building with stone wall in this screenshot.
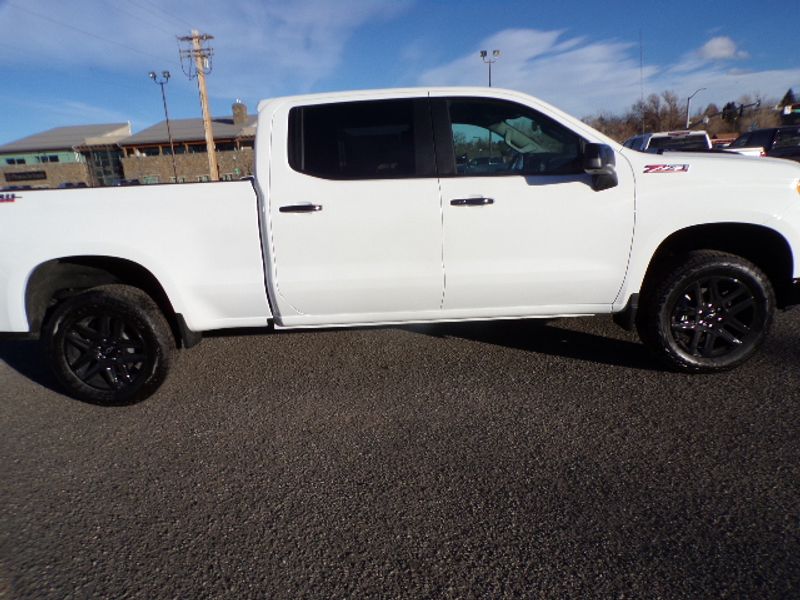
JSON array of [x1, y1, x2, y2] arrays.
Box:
[[119, 101, 256, 184], [0, 123, 131, 189]]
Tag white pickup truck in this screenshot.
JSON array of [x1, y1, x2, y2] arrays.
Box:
[[2, 87, 800, 403]]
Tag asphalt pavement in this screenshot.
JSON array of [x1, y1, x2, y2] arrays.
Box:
[[1, 313, 799, 599]]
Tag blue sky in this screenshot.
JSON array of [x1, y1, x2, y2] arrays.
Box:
[[0, 0, 798, 144]]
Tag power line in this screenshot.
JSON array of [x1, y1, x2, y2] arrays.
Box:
[[127, 0, 194, 30], [104, 0, 177, 37], [6, 2, 167, 63]]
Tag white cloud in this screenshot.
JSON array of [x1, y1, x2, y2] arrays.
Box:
[[671, 36, 750, 74], [0, 0, 409, 98], [25, 100, 134, 126], [416, 29, 800, 117], [698, 36, 748, 61]]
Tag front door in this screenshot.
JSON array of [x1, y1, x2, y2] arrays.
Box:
[[434, 96, 634, 314], [268, 96, 444, 326]]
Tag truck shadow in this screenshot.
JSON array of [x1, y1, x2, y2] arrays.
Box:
[[401, 319, 661, 371], [1, 319, 660, 397], [0, 339, 62, 394]]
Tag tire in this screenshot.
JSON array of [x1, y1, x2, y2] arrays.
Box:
[[637, 250, 774, 373], [43, 285, 174, 404]]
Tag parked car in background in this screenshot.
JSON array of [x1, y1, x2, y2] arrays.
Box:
[[728, 126, 800, 162], [622, 130, 712, 153]]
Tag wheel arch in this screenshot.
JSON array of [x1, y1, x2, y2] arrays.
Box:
[[638, 223, 795, 308], [25, 256, 191, 347]]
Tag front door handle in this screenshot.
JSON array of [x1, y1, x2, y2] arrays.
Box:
[[450, 197, 494, 206], [279, 204, 323, 213]]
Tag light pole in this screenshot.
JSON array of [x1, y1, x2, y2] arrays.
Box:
[[686, 87, 706, 129], [480, 49, 500, 87], [149, 70, 179, 183]]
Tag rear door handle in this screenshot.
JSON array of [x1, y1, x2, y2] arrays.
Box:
[[279, 204, 323, 213], [450, 197, 494, 206]]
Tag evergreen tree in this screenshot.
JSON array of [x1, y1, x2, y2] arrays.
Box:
[[779, 88, 796, 107]]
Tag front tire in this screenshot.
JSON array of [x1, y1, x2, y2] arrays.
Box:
[[637, 251, 774, 373], [43, 285, 174, 404]]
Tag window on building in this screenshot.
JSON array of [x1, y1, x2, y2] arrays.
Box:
[[5, 158, 26, 165], [142, 147, 160, 157], [141, 175, 160, 184], [216, 142, 235, 152], [162, 145, 186, 155], [197, 175, 210, 182]]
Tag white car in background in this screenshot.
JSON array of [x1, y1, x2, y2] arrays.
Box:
[[623, 130, 712, 153]]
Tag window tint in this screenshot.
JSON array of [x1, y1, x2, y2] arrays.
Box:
[[729, 133, 750, 148], [647, 135, 708, 151], [774, 128, 800, 149], [447, 99, 583, 176], [289, 99, 430, 179], [747, 130, 774, 149], [622, 137, 639, 149]]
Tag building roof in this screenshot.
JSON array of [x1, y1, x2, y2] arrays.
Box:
[[120, 115, 257, 146], [0, 123, 131, 153]]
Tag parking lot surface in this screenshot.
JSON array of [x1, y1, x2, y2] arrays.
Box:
[[2, 313, 799, 598]]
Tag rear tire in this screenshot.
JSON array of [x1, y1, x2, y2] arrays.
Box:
[[637, 251, 774, 373], [43, 285, 173, 404]]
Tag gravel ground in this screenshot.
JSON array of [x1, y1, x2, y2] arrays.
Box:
[[1, 312, 799, 599]]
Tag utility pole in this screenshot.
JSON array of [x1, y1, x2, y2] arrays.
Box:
[[179, 30, 219, 181]]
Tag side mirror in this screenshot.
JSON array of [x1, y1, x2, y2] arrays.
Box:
[[583, 143, 618, 191]]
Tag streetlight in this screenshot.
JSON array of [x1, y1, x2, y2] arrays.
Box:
[[479, 49, 501, 87], [149, 70, 178, 183], [686, 87, 706, 129]]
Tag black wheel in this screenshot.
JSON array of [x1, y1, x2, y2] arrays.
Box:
[[637, 251, 774, 373], [43, 285, 174, 404]]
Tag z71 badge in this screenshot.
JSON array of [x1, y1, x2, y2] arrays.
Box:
[[643, 164, 690, 174]]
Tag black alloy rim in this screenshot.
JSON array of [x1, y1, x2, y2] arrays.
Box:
[[62, 313, 150, 391], [669, 275, 762, 359]]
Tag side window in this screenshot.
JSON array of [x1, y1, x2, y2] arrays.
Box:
[[289, 99, 432, 179], [447, 99, 584, 176], [729, 133, 750, 148], [773, 128, 800, 149], [747, 130, 774, 149]]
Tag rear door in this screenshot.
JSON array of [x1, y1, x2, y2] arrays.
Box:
[[267, 96, 444, 326]]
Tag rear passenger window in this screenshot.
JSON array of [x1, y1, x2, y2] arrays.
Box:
[[729, 134, 750, 148], [747, 130, 774, 149], [288, 99, 432, 179], [774, 128, 800, 149]]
